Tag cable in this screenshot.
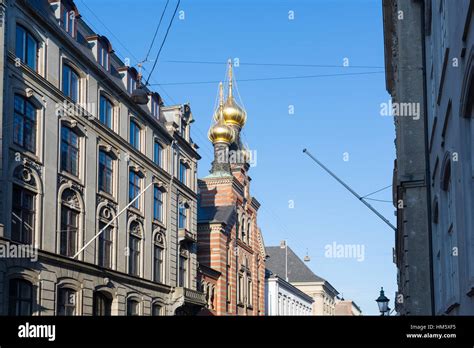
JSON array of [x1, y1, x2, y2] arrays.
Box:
[[145, 0, 181, 86], [362, 198, 392, 203], [361, 185, 392, 198], [144, 0, 171, 63], [164, 59, 385, 69], [149, 71, 385, 86]]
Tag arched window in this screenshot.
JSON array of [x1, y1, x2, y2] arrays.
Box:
[[15, 25, 38, 71], [441, 158, 459, 303], [247, 219, 252, 244], [98, 216, 113, 269], [126, 298, 140, 316], [8, 279, 33, 315], [62, 64, 79, 102], [152, 303, 162, 316], [13, 94, 37, 152], [60, 125, 80, 177], [11, 184, 35, 244], [99, 95, 114, 129], [60, 189, 80, 257], [241, 216, 246, 241], [128, 222, 141, 276], [93, 292, 112, 316], [153, 233, 165, 283], [57, 287, 76, 316]]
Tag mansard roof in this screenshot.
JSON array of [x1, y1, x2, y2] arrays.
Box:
[[265, 246, 325, 283]]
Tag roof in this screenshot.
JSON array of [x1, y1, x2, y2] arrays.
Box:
[[265, 246, 325, 283], [198, 205, 235, 224]]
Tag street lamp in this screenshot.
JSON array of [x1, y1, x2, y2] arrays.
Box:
[[376, 287, 390, 316], [280, 240, 288, 282]]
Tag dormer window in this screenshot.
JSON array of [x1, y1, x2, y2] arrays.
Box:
[[86, 35, 112, 72], [99, 44, 109, 71], [150, 93, 161, 119], [61, 5, 76, 37], [128, 75, 136, 94]]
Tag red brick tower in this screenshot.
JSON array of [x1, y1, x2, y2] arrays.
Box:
[[197, 61, 266, 315]]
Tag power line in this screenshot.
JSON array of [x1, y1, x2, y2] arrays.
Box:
[[144, 0, 171, 63], [363, 198, 392, 203], [164, 59, 385, 69], [145, 0, 181, 86], [149, 71, 385, 86], [361, 185, 392, 199]]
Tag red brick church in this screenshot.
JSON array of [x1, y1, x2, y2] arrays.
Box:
[[197, 61, 266, 315]]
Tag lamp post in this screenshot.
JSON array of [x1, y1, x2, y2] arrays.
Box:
[[280, 240, 288, 282], [375, 287, 390, 316]]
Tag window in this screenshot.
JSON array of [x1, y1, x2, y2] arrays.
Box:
[[128, 170, 141, 209], [98, 150, 113, 194], [153, 241, 164, 283], [99, 44, 109, 71], [152, 304, 162, 316], [127, 299, 139, 316], [57, 288, 76, 316], [60, 203, 78, 257], [238, 273, 244, 303], [154, 141, 163, 167], [8, 279, 33, 316], [15, 25, 38, 71], [11, 185, 35, 244], [61, 126, 79, 176], [127, 75, 136, 94], [247, 277, 253, 306], [178, 248, 187, 287], [61, 5, 76, 37], [181, 121, 186, 138], [99, 95, 113, 129], [130, 120, 140, 150], [98, 222, 112, 269], [151, 97, 160, 118], [179, 161, 187, 185], [178, 203, 187, 230], [62, 65, 79, 102], [13, 94, 37, 152], [153, 186, 163, 222], [93, 292, 111, 316], [129, 229, 141, 276]]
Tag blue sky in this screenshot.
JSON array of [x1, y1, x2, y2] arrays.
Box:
[[80, 0, 397, 315]]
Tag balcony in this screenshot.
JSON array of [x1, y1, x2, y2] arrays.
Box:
[[178, 228, 197, 243], [175, 287, 206, 306]]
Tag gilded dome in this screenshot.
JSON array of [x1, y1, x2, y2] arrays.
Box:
[[208, 121, 235, 144], [222, 97, 246, 127], [214, 59, 247, 128], [208, 82, 235, 145]]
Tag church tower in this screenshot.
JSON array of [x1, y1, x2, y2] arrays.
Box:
[[197, 60, 266, 315]]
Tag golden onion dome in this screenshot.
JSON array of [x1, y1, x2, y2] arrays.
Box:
[[208, 121, 235, 144], [222, 97, 247, 127], [216, 59, 247, 128], [209, 82, 235, 145]]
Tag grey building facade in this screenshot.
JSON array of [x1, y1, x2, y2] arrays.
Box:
[[382, 0, 433, 315], [383, 0, 474, 315], [0, 0, 205, 316]]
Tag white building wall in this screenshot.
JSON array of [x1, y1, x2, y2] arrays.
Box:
[[265, 277, 312, 316]]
